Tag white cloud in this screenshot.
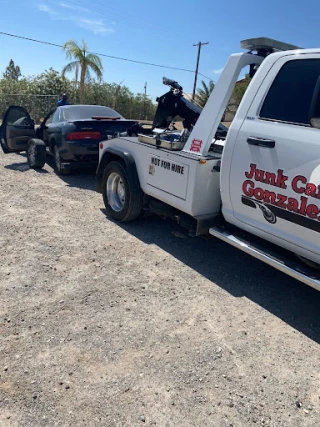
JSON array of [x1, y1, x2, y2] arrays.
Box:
[[213, 68, 224, 75], [78, 18, 114, 34], [36, 2, 114, 35], [37, 4, 52, 13], [59, 2, 91, 14]]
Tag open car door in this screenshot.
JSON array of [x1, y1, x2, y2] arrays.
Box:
[[0, 106, 35, 153]]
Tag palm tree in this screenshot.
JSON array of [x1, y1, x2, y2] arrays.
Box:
[[62, 40, 103, 104], [195, 80, 215, 108]]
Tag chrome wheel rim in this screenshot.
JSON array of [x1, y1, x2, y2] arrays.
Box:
[[106, 172, 125, 212]]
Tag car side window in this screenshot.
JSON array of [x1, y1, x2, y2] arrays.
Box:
[[52, 109, 60, 124], [5, 109, 32, 126], [259, 58, 320, 126], [45, 112, 54, 126]]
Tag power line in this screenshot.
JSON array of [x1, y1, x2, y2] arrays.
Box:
[[183, 92, 203, 108], [198, 72, 214, 81], [0, 31, 213, 79]]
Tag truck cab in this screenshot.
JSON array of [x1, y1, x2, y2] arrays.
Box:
[[220, 43, 320, 270], [96, 37, 320, 291]]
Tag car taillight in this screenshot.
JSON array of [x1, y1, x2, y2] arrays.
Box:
[[66, 131, 101, 140], [99, 143, 103, 149]]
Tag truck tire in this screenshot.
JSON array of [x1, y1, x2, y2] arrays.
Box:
[[102, 161, 143, 222], [26, 139, 46, 169]]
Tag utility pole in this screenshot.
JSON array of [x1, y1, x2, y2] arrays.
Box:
[[143, 82, 147, 120], [192, 41, 209, 101]]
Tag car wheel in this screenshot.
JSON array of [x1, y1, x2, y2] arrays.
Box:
[[54, 145, 70, 175], [102, 161, 143, 222], [26, 138, 46, 169]]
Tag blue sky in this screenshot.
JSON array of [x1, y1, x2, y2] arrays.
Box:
[[0, 0, 319, 102]]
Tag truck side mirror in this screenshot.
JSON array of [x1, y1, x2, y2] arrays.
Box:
[[309, 76, 320, 129]]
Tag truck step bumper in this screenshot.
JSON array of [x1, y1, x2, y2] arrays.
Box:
[[209, 226, 320, 292]]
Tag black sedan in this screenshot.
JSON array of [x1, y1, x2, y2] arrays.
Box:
[[0, 104, 137, 174]]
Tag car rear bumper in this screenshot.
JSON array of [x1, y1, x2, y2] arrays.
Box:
[[59, 141, 99, 168], [61, 160, 98, 170]]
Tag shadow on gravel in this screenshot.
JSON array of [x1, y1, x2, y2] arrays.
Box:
[[56, 170, 97, 191], [101, 209, 320, 344], [45, 156, 97, 191], [3, 153, 96, 187], [4, 162, 48, 173], [3, 153, 48, 173]]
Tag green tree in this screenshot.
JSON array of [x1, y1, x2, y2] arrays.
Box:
[[62, 40, 103, 104], [232, 74, 251, 106], [195, 80, 215, 108], [222, 74, 252, 121], [3, 59, 21, 81], [34, 68, 73, 96], [0, 64, 156, 123]]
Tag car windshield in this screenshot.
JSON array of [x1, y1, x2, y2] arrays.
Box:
[[61, 105, 124, 121]]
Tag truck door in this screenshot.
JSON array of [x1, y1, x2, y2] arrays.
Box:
[[228, 54, 320, 259], [0, 106, 35, 153]]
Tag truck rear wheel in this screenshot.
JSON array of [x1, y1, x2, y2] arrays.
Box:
[[27, 139, 46, 169], [102, 161, 143, 222]]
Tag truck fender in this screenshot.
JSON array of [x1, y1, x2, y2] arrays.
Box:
[[96, 147, 141, 194]]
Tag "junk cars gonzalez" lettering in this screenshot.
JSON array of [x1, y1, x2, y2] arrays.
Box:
[[242, 163, 320, 221]]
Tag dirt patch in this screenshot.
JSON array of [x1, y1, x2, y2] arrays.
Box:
[[0, 152, 319, 426]]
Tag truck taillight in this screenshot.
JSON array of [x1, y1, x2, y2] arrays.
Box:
[[66, 131, 101, 140], [99, 143, 103, 149]]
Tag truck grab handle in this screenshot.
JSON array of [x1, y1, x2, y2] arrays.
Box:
[[247, 136, 275, 148]]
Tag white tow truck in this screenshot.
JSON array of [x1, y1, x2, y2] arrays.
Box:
[[96, 37, 320, 291]]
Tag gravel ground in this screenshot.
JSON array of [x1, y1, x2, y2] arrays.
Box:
[[0, 152, 319, 427]]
